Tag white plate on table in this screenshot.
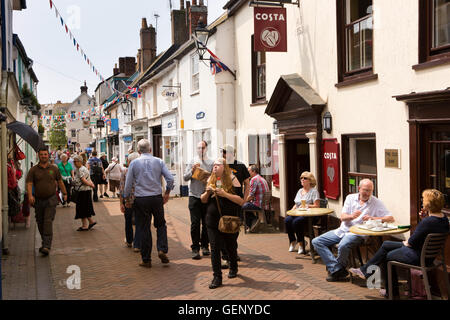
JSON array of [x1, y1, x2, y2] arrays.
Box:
[[357, 224, 398, 232]]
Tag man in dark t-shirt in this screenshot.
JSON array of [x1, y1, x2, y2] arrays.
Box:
[[26, 148, 67, 256], [221, 144, 250, 200]]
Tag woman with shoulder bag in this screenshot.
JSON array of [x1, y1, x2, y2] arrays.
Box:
[[105, 157, 123, 198], [57, 154, 74, 207], [73, 155, 97, 231], [201, 158, 244, 289]]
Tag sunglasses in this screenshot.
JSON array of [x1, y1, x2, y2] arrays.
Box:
[[300, 177, 309, 180]]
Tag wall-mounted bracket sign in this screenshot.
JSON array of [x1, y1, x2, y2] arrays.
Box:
[[196, 111, 205, 120], [96, 119, 104, 128], [385, 149, 401, 168], [322, 139, 340, 200], [249, 1, 300, 8], [161, 89, 178, 101]]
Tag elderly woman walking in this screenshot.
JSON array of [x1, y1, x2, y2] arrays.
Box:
[[119, 152, 141, 251], [72, 155, 98, 231], [57, 154, 74, 207], [105, 157, 123, 198]]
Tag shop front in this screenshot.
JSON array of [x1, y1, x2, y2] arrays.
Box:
[[162, 112, 179, 196], [127, 118, 149, 150], [395, 89, 450, 265], [265, 74, 326, 229]]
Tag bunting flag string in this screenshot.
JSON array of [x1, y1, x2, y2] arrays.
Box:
[[47, 0, 142, 115]]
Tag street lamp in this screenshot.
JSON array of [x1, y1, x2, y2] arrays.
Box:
[[194, 18, 210, 61], [323, 112, 332, 134]]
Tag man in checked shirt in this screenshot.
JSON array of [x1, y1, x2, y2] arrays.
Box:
[[242, 165, 270, 232]]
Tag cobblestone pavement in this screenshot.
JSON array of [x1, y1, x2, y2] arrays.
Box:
[[3, 197, 382, 300]]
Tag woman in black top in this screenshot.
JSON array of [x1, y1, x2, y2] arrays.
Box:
[[201, 158, 244, 289], [350, 189, 449, 297]]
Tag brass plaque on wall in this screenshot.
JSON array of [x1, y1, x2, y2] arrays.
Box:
[[385, 149, 400, 168]]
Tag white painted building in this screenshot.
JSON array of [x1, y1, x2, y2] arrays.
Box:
[[64, 83, 96, 153], [220, 0, 450, 241]]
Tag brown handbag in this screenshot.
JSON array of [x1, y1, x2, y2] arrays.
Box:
[[215, 195, 241, 234]]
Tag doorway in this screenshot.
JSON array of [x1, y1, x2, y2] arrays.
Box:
[[152, 125, 162, 158], [285, 139, 310, 208]]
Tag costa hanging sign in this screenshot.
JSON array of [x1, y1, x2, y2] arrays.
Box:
[[254, 7, 287, 52]]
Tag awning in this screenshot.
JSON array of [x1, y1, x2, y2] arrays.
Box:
[[265, 74, 326, 137]]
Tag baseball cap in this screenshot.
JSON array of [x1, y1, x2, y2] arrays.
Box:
[[220, 144, 235, 154]]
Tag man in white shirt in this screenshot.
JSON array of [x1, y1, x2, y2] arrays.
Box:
[[311, 179, 394, 282]]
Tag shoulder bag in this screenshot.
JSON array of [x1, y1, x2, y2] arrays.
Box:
[[70, 184, 82, 204], [215, 195, 241, 234], [70, 170, 84, 203]]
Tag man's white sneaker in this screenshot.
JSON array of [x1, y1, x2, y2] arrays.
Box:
[[289, 241, 297, 252]]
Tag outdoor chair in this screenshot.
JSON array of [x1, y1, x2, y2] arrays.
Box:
[[387, 232, 450, 300], [243, 191, 272, 234], [312, 198, 329, 237]]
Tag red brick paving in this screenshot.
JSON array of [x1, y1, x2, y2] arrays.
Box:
[[4, 197, 385, 300]]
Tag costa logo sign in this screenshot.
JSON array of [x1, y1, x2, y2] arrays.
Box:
[[255, 12, 286, 22], [254, 7, 287, 52], [324, 152, 337, 160]]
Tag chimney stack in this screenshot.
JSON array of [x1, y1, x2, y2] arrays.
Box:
[[113, 63, 119, 76], [171, 2, 189, 45], [139, 18, 156, 73], [188, 0, 207, 39], [118, 57, 136, 77]]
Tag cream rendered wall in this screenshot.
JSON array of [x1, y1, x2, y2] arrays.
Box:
[[232, 8, 274, 165], [230, 0, 450, 227]]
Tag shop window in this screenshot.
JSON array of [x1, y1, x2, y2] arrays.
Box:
[[191, 53, 199, 93], [251, 35, 266, 103], [417, 0, 450, 67], [71, 129, 76, 138], [336, 0, 374, 85], [163, 136, 178, 170], [248, 134, 272, 186], [426, 126, 450, 211], [342, 134, 377, 199]]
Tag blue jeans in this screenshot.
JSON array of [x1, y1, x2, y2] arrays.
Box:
[[134, 195, 168, 263], [124, 204, 141, 249], [311, 229, 364, 274]]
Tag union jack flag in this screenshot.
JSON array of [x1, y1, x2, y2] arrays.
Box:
[[128, 86, 141, 98], [207, 48, 230, 75]]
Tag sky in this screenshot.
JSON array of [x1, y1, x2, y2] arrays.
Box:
[[13, 0, 229, 105]]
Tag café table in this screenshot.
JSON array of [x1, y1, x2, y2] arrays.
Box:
[[286, 207, 334, 263], [349, 224, 411, 262]]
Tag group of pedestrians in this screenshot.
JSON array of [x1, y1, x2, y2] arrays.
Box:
[[26, 140, 448, 297]]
